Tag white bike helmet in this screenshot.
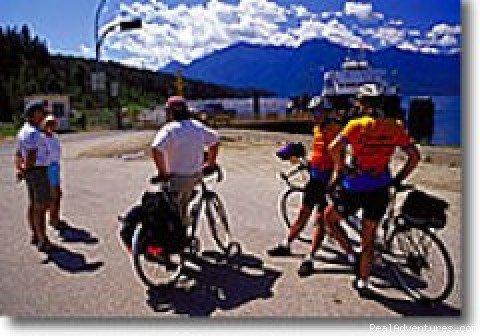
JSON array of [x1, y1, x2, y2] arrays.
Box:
[[356, 84, 383, 99]]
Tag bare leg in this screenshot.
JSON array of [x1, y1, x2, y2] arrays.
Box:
[[28, 203, 35, 238], [308, 211, 325, 257], [49, 186, 61, 226], [323, 205, 354, 255], [33, 202, 50, 244], [358, 218, 378, 280], [286, 205, 313, 243]]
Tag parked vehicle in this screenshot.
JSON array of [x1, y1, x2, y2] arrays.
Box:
[[194, 103, 236, 126]]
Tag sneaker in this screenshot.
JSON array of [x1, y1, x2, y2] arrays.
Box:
[[267, 244, 291, 257], [50, 219, 69, 231], [298, 259, 314, 277], [352, 278, 375, 299]]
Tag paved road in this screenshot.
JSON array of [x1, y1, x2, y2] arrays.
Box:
[[0, 131, 462, 317]]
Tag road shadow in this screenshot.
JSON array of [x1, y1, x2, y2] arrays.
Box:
[[146, 250, 281, 317], [41, 246, 103, 274], [360, 290, 461, 316], [311, 245, 460, 316], [56, 223, 99, 245]]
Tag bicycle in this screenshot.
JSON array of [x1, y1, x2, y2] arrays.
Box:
[[279, 162, 454, 303], [131, 166, 238, 289]]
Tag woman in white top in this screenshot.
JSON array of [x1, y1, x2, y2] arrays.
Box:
[[43, 115, 66, 229]]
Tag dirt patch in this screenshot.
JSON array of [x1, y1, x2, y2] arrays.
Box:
[[74, 129, 461, 170]]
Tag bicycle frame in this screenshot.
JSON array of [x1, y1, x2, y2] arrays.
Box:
[[279, 163, 411, 249], [151, 168, 226, 253]]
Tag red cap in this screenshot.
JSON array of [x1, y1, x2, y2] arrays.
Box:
[[166, 96, 186, 108]]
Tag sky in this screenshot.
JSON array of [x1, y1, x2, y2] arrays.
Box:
[[0, 0, 461, 70]]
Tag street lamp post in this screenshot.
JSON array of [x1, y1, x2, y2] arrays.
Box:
[[93, 0, 141, 129]]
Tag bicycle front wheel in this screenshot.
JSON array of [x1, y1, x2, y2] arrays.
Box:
[[205, 193, 231, 252], [386, 224, 454, 303], [279, 187, 314, 244], [131, 224, 184, 288]]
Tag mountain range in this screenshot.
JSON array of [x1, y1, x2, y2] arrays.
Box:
[[162, 39, 460, 97]]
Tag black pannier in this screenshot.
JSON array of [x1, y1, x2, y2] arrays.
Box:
[[120, 191, 188, 253], [401, 190, 449, 229]]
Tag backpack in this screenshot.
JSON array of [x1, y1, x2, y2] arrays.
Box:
[[119, 191, 188, 253], [401, 190, 449, 229]]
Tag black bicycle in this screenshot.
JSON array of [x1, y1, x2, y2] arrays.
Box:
[[132, 166, 237, 288], [279, 161, 454, 303]]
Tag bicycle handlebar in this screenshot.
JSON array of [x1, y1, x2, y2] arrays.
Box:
[[150, 165, 223, 185], [392, 183, 415, 193]]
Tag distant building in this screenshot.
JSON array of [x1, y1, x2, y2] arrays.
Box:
[[24, 95, 71, 131], [188, 97, 291, 119]]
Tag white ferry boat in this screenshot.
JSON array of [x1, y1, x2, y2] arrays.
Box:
[[322, 57, 399, 99]]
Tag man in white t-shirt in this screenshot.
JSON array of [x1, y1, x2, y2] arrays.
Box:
[[151, 96, 219, 226], [15, 100, 55, 252]]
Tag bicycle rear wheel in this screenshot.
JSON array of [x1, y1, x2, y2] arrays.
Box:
[[205, 193, 230, 252], [386, 224, 454, 302], [131, 224, 184, 288], [280, 188, 315, 244]]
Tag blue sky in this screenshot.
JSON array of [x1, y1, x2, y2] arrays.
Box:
[[0, 1, 461, 69]]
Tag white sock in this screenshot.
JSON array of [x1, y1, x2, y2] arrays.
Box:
[[356, 278, 370, 289], [347, 254, 356, 264]]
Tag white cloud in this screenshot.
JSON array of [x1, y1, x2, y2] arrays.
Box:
[[407, 29, 421, 37], [415, 23, 462, 51], [430, 23, 461, 36], [419, 46, 440, 54], [388, 19, 404, 26], [104, 0, 374, 68], [344, 2, 373, 20], [397, 41, 418, 52], [79, 44, 94, 58], [370, 27, 406, 46], [100, 0, 461, 69]]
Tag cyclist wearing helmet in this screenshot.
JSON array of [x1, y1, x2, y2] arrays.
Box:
[[268, 97, 344, 276], [151, 96, 219, 227], [324, 84, 420, 297]]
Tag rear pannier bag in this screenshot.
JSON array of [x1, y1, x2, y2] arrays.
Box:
[[401, 190, 449, 229], [119, 191, 188, 253]]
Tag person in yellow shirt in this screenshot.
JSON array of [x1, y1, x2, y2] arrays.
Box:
[[325, 84, 420, 297], [268, 97, 345, 276]]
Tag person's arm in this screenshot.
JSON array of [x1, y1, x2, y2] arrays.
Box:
[[205, 142, 219, 168], [394, 144, 420, 184], [151, 126, 171, 180], [15, 149, 23, 170], [327, 135, 347, 187], [151, 148, 169, 180], [201, 123, 219, 168], [14, 149, 25, 180], [24, 149, 37, 170]]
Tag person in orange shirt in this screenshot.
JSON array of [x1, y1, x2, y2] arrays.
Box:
[[325, 84, 420, 297], [268, 97, 345, 276]]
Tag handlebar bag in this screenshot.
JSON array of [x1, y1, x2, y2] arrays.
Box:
[[401, 190, 449, 229]]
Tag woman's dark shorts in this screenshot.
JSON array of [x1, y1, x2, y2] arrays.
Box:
[[303, 178, 328, 210], [25, 167, 51, 204], [334, 187, 390, 221]]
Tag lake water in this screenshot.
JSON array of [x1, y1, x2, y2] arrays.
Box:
[[232, 95, 461, 146], [402, 96, 461, 146]]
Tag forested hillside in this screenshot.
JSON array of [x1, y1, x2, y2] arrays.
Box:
[[0, 25, 271, 122]]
